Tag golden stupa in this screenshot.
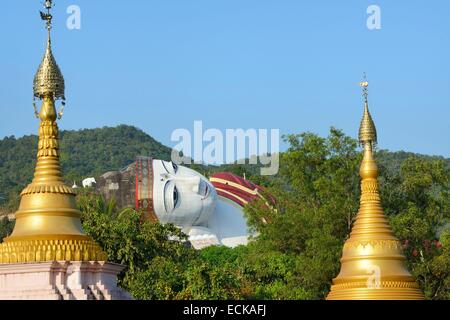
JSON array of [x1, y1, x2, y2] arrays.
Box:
[[0, 0, 106, 264], [326, 78, 425, 300]]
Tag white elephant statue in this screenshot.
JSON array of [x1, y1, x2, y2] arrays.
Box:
[[82, 177, 97, 188]]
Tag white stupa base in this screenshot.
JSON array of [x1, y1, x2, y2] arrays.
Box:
[[0, 261, 132, 300]]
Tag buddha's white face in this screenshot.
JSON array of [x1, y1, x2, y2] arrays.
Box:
[[152, 160, 216, 227]]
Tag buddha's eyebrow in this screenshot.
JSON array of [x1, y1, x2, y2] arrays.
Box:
[[161, 161, 170, 174], [162, 180, 169, 213]]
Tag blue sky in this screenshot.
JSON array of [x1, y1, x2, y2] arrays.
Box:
[[0, 0, 449, 158]]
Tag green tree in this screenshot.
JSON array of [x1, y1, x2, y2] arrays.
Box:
[[77, 193, 244, 300], [0, 217, 14, 243], [78, 193, 193, 287], [382, 156, 450, 299]]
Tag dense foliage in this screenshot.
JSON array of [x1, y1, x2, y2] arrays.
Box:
[[77, 191, 244, 300], [0, 126, 448, 300], [381, 156, 450, 299]]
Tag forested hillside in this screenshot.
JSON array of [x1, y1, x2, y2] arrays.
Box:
[[0, 125, 171, 210], [0, 125, 449, 212]]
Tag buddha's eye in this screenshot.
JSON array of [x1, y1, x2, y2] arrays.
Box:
[[173, 187, 179, 206]]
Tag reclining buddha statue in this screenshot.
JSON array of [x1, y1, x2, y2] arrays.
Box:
[[96, 157, 270, 249]]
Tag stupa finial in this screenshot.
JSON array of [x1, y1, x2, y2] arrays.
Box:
[[41, 0, 54, 31], [358, 74, 377, 148], [33, 0, 66, 119]]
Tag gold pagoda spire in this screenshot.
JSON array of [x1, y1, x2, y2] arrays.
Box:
[[358, 74, 377, 147], [0, 1, 106, 264], [326, 77, 424, 300]]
